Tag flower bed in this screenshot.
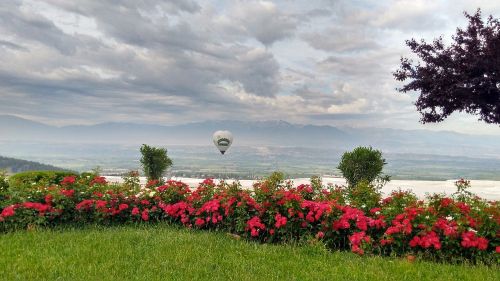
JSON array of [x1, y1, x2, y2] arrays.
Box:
[[0, 175, 499, 264]]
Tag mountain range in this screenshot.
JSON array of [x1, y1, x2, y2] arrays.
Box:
[[0, 115, 499, 158]]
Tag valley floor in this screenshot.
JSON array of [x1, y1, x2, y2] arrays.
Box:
[[105, 176, 500, 200]]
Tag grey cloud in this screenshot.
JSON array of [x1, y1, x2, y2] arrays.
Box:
[[44, 0, 201, 16], [0, 2, 80, 54], [301, 26, 380, 53], [226, 1, 300, 46], [0, 40, 28, 51], [0, 0, 284, 127], [294, 85, 357, 108], [336, 1, 448, 32]]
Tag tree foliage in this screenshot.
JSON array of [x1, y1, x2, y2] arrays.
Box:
[[140, 144, 173, 182], [394, 9, 500, 124], [337, 146, 386, 187]]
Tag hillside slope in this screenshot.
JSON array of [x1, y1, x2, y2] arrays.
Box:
[[0, 155, 66, 173]]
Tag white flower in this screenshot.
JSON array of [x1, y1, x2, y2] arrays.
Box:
[[446, 216, 453, 221], [149, 191, 156, 197]]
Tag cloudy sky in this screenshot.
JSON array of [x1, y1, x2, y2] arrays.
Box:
[[1, 0, 499, 135]]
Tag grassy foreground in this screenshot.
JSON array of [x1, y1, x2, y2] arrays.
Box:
[[0, 225, 498, 281]]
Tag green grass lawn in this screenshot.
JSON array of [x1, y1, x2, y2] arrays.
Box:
[[0, 224, 498, 281]]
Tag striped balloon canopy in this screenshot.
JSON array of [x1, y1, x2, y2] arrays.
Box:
[[212, 130, 233, 155]]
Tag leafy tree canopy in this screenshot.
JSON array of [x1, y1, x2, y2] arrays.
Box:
[[140, 144, 173, 182], [394, 9, 500, 124]]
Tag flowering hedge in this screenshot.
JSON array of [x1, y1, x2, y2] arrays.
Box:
[[0, 175, 499, 264]]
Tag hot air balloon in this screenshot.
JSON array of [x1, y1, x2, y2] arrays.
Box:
[[213, 130, 233, 155]]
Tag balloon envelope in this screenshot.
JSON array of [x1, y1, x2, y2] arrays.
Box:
[[213, 130, 233, 155]]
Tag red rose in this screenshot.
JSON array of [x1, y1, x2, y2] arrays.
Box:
[[90, 176, 107, 186], [61, 176, 76, 185], [141, 209, 149, 221], [274, 213, 287, 228], [60, 189, 75, 197], [1, 205, 16, 217], [195, 218, 205, 227]]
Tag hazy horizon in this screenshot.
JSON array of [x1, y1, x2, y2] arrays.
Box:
[[2, 113, 500, 137]]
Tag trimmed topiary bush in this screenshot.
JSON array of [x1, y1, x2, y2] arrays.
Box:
[[337, 146, 388, 188]]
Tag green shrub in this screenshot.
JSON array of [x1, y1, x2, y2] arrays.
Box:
[[140, 144, 173, 183], [347, 180, 381, 212], [264, 171, 285, 189], [337, 146, 388, 188], [122, 170, 141, 193], [8, 171, 78, 190], [0, 170, 8, 193], [0, 170, 9, 204]]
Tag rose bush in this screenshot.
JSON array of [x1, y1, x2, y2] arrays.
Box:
[[0, 175, 498, 264]]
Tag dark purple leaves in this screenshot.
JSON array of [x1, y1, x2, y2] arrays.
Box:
[[394, 9, 500, 124]]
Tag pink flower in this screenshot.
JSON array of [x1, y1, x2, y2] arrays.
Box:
[[477, 237, 489, 250], [76, 200, 94, 211], [60, 189, 75, 197], [368, 217, 386, 229], [195, 218, 205, 227], [61, 176, 76, 185], [90, 176, 107, 186], [141, 209, 149, 221], [1, 205, 16, 217], [333, 219, 350, 230], [380, 238, 394, 246], [349, 231, 371, 255], [409, 232, 441, 250], [246, 216, 265, 237], [201, 178, 215, 186], [131, 207, 140, 216], [274, 213, 287, 228], [460, 231, 487, 250], [95, 200, 107, 209], [118, 204, 129, 211], [440, 198, 453, 207]]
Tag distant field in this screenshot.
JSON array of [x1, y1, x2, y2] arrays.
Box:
[[1, 143, 500, 180], [0, 225, 498, 281]]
